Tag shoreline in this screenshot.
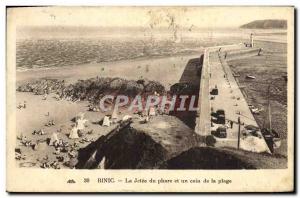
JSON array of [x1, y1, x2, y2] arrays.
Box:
[[16, 49, 203, 73], [16, 52, 203, 89]]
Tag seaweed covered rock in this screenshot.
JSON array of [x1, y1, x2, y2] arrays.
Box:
[[17, 77, 165, 104], [144, 80, 165, 95], [108, 78, 144, 96], [17, 79, 65, 95], [170, 82, 199, 95], [122, 80, 144, 96], [109, 78, 126, 90]]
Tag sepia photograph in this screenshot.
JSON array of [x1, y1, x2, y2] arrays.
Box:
[[6, 6, 294, 192]]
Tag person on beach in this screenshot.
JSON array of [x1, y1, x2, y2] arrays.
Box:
[[230, 121, 233, 129], [17, 103, 22, 109], [42, 93, 47, 100]]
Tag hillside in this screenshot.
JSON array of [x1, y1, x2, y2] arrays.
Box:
[[240, 20, 287, 29]]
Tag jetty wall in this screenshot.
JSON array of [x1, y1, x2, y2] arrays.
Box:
[[195, 44, 262, 137]]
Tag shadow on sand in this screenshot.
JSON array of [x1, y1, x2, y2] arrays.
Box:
[[169, 55, 203, 129]]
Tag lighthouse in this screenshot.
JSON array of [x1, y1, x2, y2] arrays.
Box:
[[250, 33, 254, 47]]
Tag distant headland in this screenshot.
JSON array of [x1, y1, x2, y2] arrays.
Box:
[[240, 19, 287, 29]]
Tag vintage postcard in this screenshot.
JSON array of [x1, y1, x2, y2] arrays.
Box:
[[6, 6, 294, 192]]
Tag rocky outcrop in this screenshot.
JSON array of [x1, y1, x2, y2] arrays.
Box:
[[17, 77, 166, 104]]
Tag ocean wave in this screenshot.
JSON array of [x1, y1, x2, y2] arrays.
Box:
[[16, 39, 208, 70]]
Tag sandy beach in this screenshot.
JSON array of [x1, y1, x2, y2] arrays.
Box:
[[15, 53, 203, 168]]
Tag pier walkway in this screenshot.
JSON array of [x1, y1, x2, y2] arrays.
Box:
[[195, 44, 270, 153]]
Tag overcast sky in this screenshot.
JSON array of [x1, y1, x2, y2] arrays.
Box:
[[8, 6, 293, 28]]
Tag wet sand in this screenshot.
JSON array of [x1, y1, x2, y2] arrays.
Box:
[[17, 53, 202, 89]]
